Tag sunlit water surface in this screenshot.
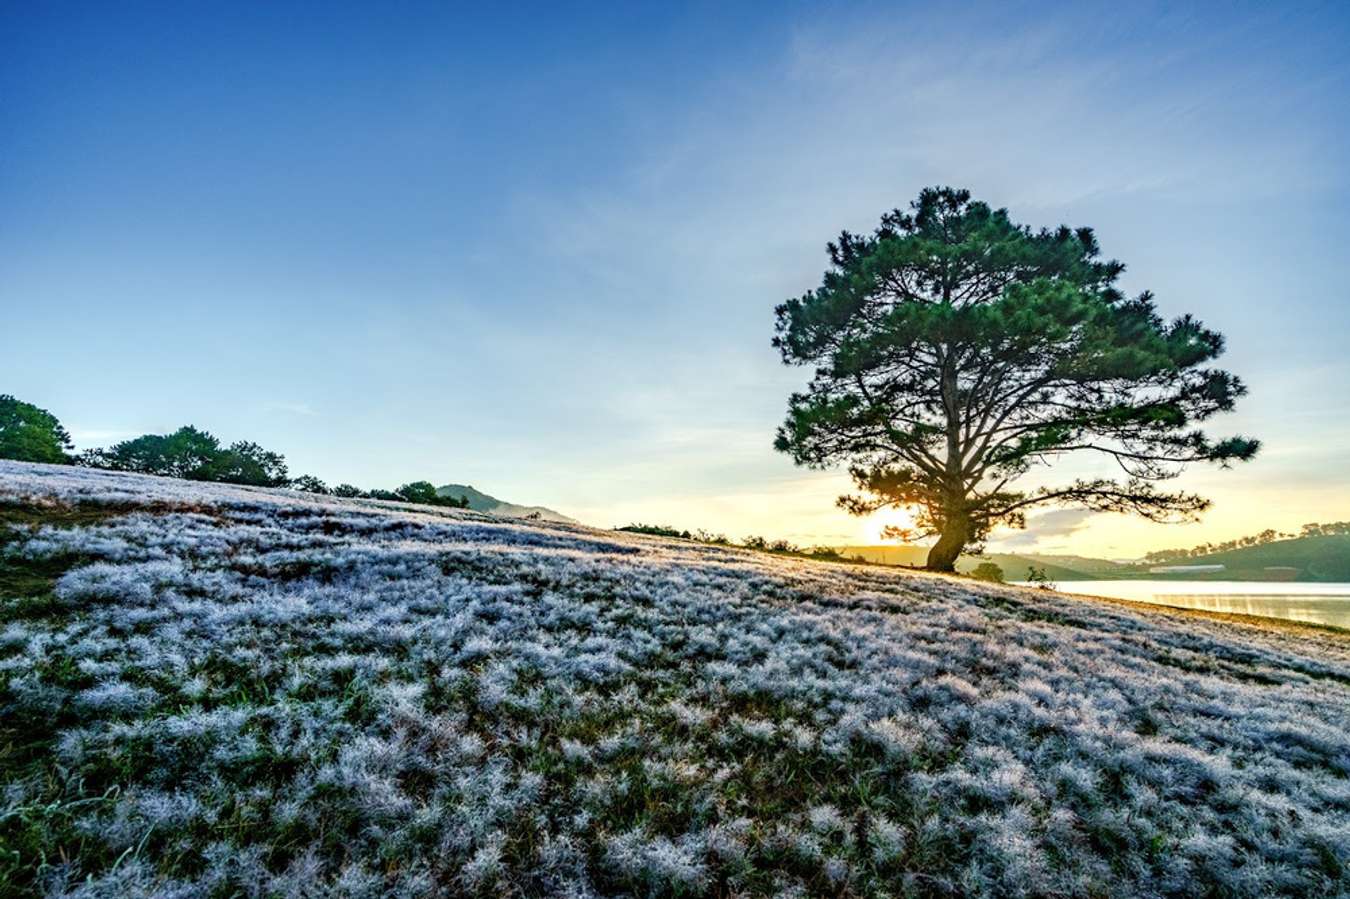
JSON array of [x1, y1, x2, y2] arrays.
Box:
[[1012, 580, 1350, 629]]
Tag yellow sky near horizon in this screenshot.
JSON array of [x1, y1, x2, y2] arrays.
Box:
[[567, 462, 1350, 561], [550, 361, 1350, 562]]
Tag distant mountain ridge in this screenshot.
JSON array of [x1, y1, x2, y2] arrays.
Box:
[[839, 534, 1350, 582], [436, 484, 575, 524]]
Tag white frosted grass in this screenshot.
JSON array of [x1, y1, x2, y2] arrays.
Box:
[[1, 459, 1349, 896]]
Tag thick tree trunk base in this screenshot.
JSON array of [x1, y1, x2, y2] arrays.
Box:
[[925, 518, 969, 572]]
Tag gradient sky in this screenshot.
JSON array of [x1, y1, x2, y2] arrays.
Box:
[[5, 2, 1349, 557]]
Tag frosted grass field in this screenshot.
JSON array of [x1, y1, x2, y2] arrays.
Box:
[[1, 461, 1348, 897]]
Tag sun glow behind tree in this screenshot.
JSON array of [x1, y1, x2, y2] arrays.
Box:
[[861, 506, 919, 544], [774, 188, 1259, 571]]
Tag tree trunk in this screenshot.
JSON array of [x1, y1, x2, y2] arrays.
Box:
[[925, 514, 970, 572], [929, 348, 969, 573]]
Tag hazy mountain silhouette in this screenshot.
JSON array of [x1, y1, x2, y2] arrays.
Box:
[[436, 484, 575, 523]]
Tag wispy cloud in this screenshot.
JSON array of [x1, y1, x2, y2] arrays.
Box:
[[992, 509, 1098, 552]]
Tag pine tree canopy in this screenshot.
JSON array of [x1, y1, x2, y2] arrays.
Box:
[[773, 187, 1259, 570]]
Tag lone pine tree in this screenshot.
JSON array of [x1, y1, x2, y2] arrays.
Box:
[[774, 188, 1258, 571]]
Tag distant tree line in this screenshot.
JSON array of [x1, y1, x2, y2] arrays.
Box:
[[0, 393, 468, 508], [616, 523, 845, 561], [289, 476, 468, 508], [1142, 522, 1350, 563], [615, 523, 1050, 587], [80, 425, 292, 487]]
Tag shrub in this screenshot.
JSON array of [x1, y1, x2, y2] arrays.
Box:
[[971, 561, 1006, 583], [1026, 565, 1057, 590]]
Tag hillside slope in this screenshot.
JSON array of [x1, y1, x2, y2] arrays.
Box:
[[837, 546, 1104, 581], [2, 461, 1348, 897], [437, 483, 575, 524], [1182, 534, 1350, 581]]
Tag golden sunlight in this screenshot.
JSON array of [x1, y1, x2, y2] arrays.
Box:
[[861, 506, 919, 544]]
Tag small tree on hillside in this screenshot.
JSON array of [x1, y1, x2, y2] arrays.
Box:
[[774, 188, 1258, 571], [291, 475, 330, 494], [0, 395, 73, 464], [396, 481, 441, 505], [205, 441, 290, 487]]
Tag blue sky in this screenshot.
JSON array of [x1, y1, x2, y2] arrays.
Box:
[[4, 1, 1349, 555]]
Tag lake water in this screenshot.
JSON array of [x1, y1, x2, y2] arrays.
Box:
[[1013, 580, 1350, 629]]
